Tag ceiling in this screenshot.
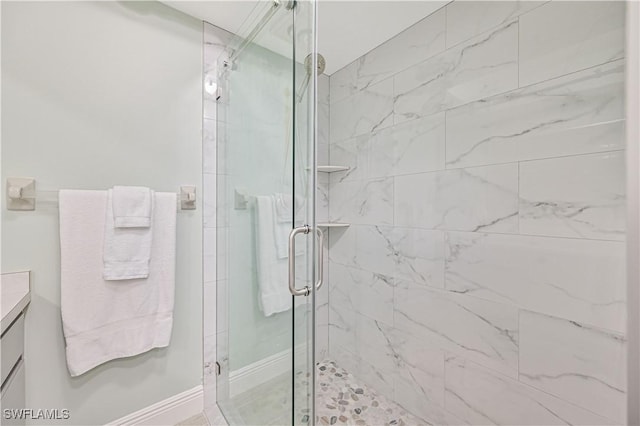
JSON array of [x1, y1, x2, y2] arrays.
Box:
[[162, 1, 447, 75]]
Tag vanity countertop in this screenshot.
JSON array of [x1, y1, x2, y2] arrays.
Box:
[[1, 271, 30, 334]]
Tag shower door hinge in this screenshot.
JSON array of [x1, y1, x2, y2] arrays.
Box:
[[215, 361, 221, 376]]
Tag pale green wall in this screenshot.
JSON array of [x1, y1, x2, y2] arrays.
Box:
[[1, 2, 203, 424]]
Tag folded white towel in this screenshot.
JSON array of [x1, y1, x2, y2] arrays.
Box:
[[103, 189, 154, 280], [255, 196, 292, 316], [59, 190, 176, 377], [112, 186, 152, 228]]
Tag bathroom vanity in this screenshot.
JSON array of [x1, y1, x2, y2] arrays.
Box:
[[1, 272, 30, 425]]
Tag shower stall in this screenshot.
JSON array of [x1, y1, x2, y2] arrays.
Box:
[[211, 1, 631, 425]]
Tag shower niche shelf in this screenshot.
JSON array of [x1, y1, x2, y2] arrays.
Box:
[[317, 166, 350, 173], [318, 222, 350, 229]]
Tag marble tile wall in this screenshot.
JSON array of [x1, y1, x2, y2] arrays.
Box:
[[317, 74, 330, 362], [326, 1, 627, 424]]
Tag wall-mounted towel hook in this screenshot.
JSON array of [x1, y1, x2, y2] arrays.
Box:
[[6, 177, 36, 211], [180, 186, 196, 210]]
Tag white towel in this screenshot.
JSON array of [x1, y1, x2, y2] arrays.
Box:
[[274, 193, 305, 223], [59, 189, 176, 377], [255, 196, 292, 316], [272, 193, 308, 259], [272, 196, 293, 260], [112, 186, 152, 228], [274, 193, 293, 223], [103, 189, 154, 280]]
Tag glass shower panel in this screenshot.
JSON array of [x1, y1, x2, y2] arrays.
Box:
[[216, 1, 317, 425], [291, 2, 318, 425]]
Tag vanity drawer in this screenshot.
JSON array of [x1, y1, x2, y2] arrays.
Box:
[[1, 359, 25, 425], [1, 313, 24, 387]]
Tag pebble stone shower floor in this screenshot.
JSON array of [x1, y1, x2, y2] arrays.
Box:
[[219, 359, 425, 425], [315, 360, 423, 426]]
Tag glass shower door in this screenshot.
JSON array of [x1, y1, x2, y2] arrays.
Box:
[[215, 0, 317, 424]]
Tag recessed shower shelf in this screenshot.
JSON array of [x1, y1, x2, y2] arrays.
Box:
[[317, 166, 350, 173], [318, 222, 350, 229]]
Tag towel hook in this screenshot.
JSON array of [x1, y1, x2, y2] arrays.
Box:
[[6, 177, 36, 211], [180, 185, 197, 210]]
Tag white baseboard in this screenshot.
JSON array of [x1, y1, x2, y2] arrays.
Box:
[[229, 345, 307, 398], [106, 386, 204, 426]]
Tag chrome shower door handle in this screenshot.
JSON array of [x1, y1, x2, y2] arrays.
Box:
[[288, 225, 311, 296], [315, 227, 324, 291]]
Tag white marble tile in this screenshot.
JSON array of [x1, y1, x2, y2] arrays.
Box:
[[216, 174, 229, 228], [203, 118, 216, 174], [215, 280, 228, 338], [519, 311, 626, 423], [203, 173, 216, 229], [204, 227, 216, 283], [204, 96, 217, 121], [328, 135, 370, 182], [318, 101, 330, 150], [332, 7, 446, 106], [330, 178, 393, 226], [354, 225, 445, 289], [394, 20, 518, 124], [395, 373, 456, 426], [394, 281, 519, 377], [330, 78, 393, 143], [317, 173, 329, 223], [327, 346, 360, 382], [391, 338, 465, 426], [519, 151, 626, 241], [216, 228, 228, 281], [329, 63, 358, 107], [204, 23, 233, 70], [318, 142, 329, 169], [369, 113, 446, 178], [315, 303, 329, 362], [329, 262, 394, 326], [328, 302, 356, 355], [318, 73, 330, 105], [355, 358, 395, 401], [204, 281, 217, 338], [446, 1, 545, 48], [519, 1, 625, 87], [446, 231, 626, 333], [446, 356, 616, 425], [446, 60, 625, 169], [353, 314, 397, 397], [395, 164, 518, 232], [216, 121, 228, 176], [392, 227, 445, 289], [204, 334, 217, 379], [388, 327, 445, 407], [327, 225, 357, 268], [354, 225, 397, 276]]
